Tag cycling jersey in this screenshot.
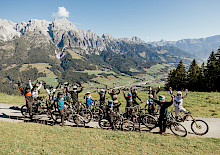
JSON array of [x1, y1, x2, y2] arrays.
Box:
[[53, 93, 68, 109]]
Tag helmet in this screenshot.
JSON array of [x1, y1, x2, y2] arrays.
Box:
[[108, 100, 113, 106], [152, 89, 156, 92], [58, 92, 63, 95], [73, 85, 77, 89], [128, 93, 132, 97], [49, 85, 53, 89], [64, 82, 69, 85], [159, 95, 165, 101], [86, 92, 90, 94], [177, 91, 182, 96], [112, 89, 116, 92], [100, 89, 105, 92], [26, 86, 30, 90]]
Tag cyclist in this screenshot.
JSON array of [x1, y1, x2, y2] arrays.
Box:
[[61, 82, 70, 102], [29, 79, 42, 100], [68, 84, 83, 108], [108, 89, 120, 112], [130, 87, 143, 105], [145, 94, 157, 114], [149, 85, 160, 99], [18, 82, 38, 119], [52, 92, 69, 127], [84, 92, 94, 110], [105, 100, 121, 130], [169, 87, 190, 118], [97, 88, 106, 107], [123, 91, 135, 117], [44, 82, 60, 110], [150, 95, 174, 135]]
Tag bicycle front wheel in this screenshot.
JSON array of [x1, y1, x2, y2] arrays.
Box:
[[121, 119, 134, 131], [142, 114, 157, 130], [170, 122, 187, 137], [191, 120, 209, 135], [21, 105, 29, 116]]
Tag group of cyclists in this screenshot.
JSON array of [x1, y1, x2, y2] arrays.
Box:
[[17, 79, 191, 135]]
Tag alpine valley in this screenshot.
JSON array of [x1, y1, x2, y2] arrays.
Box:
[[0, 18, 219, 94]]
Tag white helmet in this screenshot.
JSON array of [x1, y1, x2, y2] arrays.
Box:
[[86, 92, 90, 94], [100, 89, 105, 92], [64, 82, 69, 85], [73, 85, 77, 89], [177, 91, 182, 96]]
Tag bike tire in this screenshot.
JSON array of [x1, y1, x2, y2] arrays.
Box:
[[51, 111, 61, 123], [121, 119, 134, 131], [73, 114, 85, 126], [21, 105, 29, 116], [92, 108, 104, 121], [170, 122, 187, 137], [79, 108, 92, 124], [191, 120, 209, 135], [98, 118, 110, 129], [142, 114, 157, 130]]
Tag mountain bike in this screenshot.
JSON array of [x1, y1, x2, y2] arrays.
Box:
[[21, 96, 47, 117], [143, 111, 188, 137], [171, 109, 209, 135]]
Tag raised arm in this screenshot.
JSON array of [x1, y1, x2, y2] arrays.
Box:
[[116, 89, 120, 95], [169, 87, 174, 96], [55, 83, 60, 89], [18, 83, 25, 95], [182, 89, 188, 99], [156, 85, 160, 94], [36, 81, 42, 91], [78, 87, 83, 93], [29, 80, 33, 89], [63, 92, 69, 99]]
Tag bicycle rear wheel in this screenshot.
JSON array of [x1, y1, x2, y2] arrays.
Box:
[[191, 120, 209, 135], [142, 114, 157, 129], [170, 122, 187, 137]]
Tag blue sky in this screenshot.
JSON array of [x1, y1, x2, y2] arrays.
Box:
[[1, 0, 220, 41]]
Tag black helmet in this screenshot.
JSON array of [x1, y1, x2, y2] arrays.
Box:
[[49, 85, 53, 89], [152, 89, 156, 92], [26, 86, 30, 90], [58, 92, 63, 95]]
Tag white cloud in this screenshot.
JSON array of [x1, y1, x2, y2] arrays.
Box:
[[52, 7, 70, 18]]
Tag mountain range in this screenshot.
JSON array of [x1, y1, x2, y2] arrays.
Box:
[[0, 18, 196, 64], [150, 35, 220, 60], [0, 18, 219, 94]]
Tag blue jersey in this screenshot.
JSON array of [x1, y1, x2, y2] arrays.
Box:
[[86, 95, 92, 105], [53, 93, 68, 109]]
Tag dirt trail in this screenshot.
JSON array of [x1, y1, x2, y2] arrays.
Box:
[[0, 103, 219, 138]]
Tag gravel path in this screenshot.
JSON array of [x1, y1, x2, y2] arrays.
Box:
[[0, 103, 219, 138]]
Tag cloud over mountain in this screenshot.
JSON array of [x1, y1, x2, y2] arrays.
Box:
[[52, 7, 70, 18]]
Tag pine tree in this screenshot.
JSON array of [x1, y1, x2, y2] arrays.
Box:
[[206, 51, 218, 91], [187, 59, 200, 91], [198, 63, 206, 91], [166, 69, 177, 90]]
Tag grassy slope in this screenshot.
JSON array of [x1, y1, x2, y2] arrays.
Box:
[[0, 121, 219, 154]]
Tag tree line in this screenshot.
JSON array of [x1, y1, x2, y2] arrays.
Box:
[[166, 50, 220, 92]]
